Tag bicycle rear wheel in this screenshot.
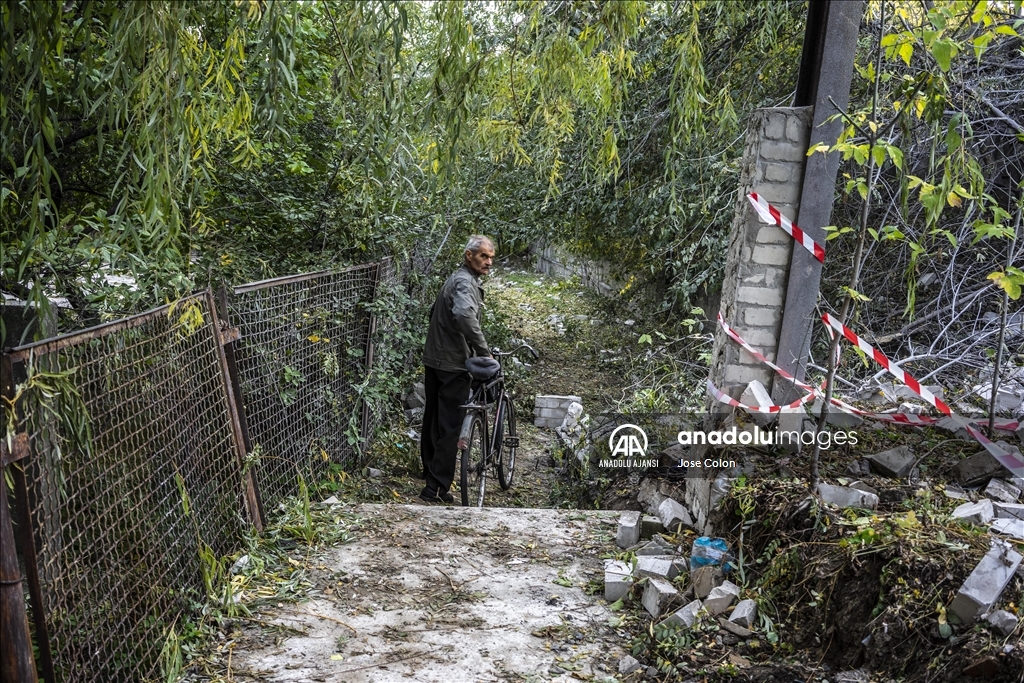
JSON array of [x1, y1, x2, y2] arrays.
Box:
[[460, 414, 486, 507], [495, 395, 517, 490]]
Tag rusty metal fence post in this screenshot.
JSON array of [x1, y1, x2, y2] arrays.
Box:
[[1, 431, 39, 683], [213, 288, 266, 529], [358, 261, 383, 465]]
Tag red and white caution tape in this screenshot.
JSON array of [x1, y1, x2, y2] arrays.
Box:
[[821, 313, 1024, 476], [718, 313, 818, 393], [747, 193, 826, 263], [715, 312, 1019, 434], [822, 313, 952, 416], [706, 379, 816, 414]]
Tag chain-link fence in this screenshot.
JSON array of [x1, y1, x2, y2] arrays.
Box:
[[1, 260, 397, 683], [227, 260, 391, 510], [2, 291, 250, 683]]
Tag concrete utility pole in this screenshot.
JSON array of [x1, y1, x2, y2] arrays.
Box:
[[773, 0, 863, 405], [687, 1, 864, 532]]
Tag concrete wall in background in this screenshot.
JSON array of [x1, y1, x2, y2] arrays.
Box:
[[532, 244, 620, 297]]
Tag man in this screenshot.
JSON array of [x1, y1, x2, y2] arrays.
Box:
[[420, 235, 495, 503]]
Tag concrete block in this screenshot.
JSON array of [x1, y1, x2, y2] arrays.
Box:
[[638, 478, 667, 516], [935, 415, 971, 440], [649, 533, 675, 550], [729, 598, 758, 628], [751, 244, 791, 266], [834, 670, 870, 683], [846, 459, 871, 477], [661, 599, 703, 629], [636, 542, 667, 556], [755, 179, 802, 204], [994, 502, 1024, 520], [658, 498, 693, 532], [867, 446, 916, 478], [954, 451, 1011, 486], [604, 559, 634, 602], [849, 480, 879, 496], [756, 225, 791, 244], [691, 565, 724, 600], [642, 576, 679, 618], [616, 511, 642, 548], [732, 326, 779, 348], [763, 162, 791, 183], [533, 395, 581, 411], [740, 380, 777, 428], [810, 400, 864, 428], [786, 115, 809, 143], [718, 616, 754, 638], [704, 580, 741, 616], [986, 609, 1019, 637], [637, 555, 683, 580], [641, 515, 665, 539], [985, 478, 1021, 503], [764, 112, 786, 140], [818, 483, 879, 510], [744, 307, 782, 328], [990, 518, 1024, 540], [759, 140, 805, 162], [763, 266, 786, 288], [723, 363, 773, 386], [973, 384, 1020, 412], [618, 655, 641, 675], [404, 383, 426, 409], [736, 286, 784, 307], [952, 499, 994, 526], [949, 541, 1023, 623], [944, 484, 969, 500]]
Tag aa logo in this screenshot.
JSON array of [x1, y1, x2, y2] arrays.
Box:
[[608, 424, 648, 458]]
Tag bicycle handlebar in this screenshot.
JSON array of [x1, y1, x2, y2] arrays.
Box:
[[492, 343, 540, 360]]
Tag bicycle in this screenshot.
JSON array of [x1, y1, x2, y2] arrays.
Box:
[[456, 344, 539, 507]]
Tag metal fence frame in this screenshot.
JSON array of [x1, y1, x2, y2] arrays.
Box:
[[1, 260, 394, 683], [226, 260, 387, 510]]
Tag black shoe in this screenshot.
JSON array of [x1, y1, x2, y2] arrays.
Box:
[[418, 487, 454, 504]]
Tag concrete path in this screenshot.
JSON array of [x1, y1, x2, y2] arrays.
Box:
[[231, 504, 626, 682]]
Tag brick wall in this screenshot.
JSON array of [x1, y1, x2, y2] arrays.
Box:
[[685, 106, 812, 533], [708, 106, 812, 397]]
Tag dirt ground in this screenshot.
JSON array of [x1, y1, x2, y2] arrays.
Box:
[[228, 504, 625, 683]]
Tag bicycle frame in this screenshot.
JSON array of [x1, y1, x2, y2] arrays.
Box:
[[458, 373, 504, 463], [458, 344, 533, 469]]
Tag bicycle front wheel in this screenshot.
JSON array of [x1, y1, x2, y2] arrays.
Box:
[[495, 395, 517, 490], [460, 413, 486, 507]]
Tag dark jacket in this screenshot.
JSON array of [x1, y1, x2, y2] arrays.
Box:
[[423, 264, 488, 372]]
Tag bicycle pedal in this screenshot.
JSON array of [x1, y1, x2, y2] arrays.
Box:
[[503, 437, 519, 448]]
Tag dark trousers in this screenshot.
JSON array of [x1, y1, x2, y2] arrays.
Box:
[[421, 365, 472, 494]]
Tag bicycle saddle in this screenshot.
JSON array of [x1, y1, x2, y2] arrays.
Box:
[[465, 357, 500, 380]]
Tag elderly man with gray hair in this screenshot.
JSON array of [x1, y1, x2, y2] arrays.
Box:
[[420, 235, 496, 503]]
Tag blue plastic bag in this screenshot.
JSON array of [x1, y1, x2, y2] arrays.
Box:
[[690, 536, 733, 572]]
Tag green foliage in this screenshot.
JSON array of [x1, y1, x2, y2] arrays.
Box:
[[817, 0, 1023, 319], [2, 0, 808, 345], [1, 0, 299, 335]]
